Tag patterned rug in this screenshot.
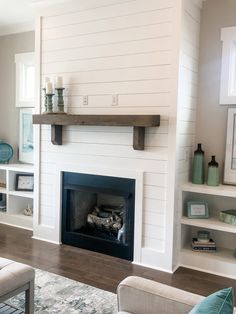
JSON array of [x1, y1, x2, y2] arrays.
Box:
[[7, 269, 117, 314]]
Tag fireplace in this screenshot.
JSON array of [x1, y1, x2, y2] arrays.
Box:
[[61, 172, 135, 260]]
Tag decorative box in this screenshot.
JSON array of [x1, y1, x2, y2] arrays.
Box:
[[219, 209, 236, 226]]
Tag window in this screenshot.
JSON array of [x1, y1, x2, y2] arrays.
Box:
[[15, 52, 35, 107]]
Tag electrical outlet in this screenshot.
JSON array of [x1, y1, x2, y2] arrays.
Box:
[[183, 148, 189, 162], [112, 94, 118, 106], [83, 95, 88, 106]]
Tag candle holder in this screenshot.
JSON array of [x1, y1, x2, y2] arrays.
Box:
[[46, 93, 54, 113], [55, 88, 66, 114], [43, 88, 47, 113]]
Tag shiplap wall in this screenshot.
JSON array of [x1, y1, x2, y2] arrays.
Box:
[[34, 0, 201, 271], [177, 0, 201, 181], [172, 0, 202, 269]]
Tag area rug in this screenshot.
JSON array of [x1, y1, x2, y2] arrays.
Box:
[[8, 269, 117, 314]]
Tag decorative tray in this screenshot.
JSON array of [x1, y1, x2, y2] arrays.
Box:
[[0, 143, 13, 163]]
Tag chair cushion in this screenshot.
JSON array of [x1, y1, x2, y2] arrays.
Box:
[[0, 257, 34, 296], [189, 287, 234, 314]]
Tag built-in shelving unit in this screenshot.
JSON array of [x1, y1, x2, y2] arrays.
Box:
[[0, 163, 34, 230], [32, 114, 160, 150], [180, 182, 236, 279]]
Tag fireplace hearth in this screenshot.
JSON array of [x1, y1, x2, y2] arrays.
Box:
[[62, 172, 135, 260]]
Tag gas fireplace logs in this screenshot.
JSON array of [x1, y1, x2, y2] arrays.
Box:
[[87, 205, 124, 238]]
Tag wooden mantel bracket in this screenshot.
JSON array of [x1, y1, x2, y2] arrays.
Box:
[[33, 114, 160, 150], [51, 125, 62, 145]]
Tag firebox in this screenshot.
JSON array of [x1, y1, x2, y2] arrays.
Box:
[[61, 172, 135, 260]]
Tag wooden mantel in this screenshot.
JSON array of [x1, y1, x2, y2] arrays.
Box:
[[33, 114, 160, 150]]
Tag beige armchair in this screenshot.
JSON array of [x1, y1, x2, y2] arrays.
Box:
[[117, 276, 204, 314]]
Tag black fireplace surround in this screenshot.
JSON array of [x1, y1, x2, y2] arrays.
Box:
[[62, 172, 135, 260]]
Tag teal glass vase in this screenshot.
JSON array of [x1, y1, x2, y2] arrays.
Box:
[[192, 143, 204, 184], [207, 156, 219, 186]]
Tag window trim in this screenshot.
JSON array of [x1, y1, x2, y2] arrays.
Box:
[[220, 27, 236, 104], [15, 52, 35, 108]]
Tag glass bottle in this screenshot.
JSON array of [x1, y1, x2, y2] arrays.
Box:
[[207, 156, 219, 186], [192, 143, 204, 184]]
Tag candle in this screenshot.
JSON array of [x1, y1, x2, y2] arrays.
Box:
[[44, 77, 50, 88], [55, 76, 63, 88], [46, 82, 53, 94]]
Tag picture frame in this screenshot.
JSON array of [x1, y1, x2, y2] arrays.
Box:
[[15, 174, 34, 192], [19, 108, 34, 164], [187, 201, 209, 219], [224, 107, 236, 185]]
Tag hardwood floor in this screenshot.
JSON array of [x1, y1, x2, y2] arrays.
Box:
[[1, 223, 236, 297]]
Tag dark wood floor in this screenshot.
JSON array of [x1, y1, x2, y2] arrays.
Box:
[[1, 224, 236, 298]]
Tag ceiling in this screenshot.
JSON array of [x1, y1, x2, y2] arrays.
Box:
[[0, 0, 67, 35]]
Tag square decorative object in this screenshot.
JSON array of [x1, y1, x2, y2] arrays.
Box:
[[15, 174, 34, 192], [187, 201, 209, 219]]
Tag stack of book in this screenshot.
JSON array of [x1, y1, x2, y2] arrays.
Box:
[[192, 238, 216, 252]]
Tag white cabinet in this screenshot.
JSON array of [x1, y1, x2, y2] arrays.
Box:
[[0, 163, 34, 230], [180, 183, 236, 279]]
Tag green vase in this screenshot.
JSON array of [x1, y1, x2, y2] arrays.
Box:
[[207, 156, 219, 186], [192, 143, 204, 184]]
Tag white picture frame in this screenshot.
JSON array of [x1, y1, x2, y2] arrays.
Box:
[[224, 107, 236, 184], [19, 108, 34, 164]]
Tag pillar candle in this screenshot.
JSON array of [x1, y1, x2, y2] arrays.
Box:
[[46, 82, 53, 94], [55, 76, 63, 88], [44, 77, 50, 88]]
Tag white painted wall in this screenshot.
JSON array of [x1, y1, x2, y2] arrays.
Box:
[[34, 0, 202, 272], [197, 0, 236, 179], [0, 31, 35, 162]]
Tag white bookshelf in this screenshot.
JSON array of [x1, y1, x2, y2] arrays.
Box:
[[180, 182, 236, 278], [0, 163, 34, 230]]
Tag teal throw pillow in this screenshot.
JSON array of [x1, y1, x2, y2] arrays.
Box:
[[189, 287, 234, 314]]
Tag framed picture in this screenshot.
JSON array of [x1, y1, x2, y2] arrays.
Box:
[[187, 201, 209, 219], [224, 107, 236, 185], [19, 108, 34, 164], [15, 174, 34, 192]]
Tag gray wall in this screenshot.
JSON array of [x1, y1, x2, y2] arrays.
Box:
[[196, 0, 236, 180], [0, 31, 34, 162]]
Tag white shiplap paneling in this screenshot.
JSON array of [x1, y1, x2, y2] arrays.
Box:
[[35, 0, 193, 272], [172, 0, 201, 270]]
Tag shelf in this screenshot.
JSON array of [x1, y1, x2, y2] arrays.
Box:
[[0, 163, 34, 173], [33, 114, 160, 150], [8, 190, 34, 199], [0, 212, 33, 230], [182, 182, 236, 197], [180, 246, 236, 279], [0, 187, 6, 194], [181, 216, 236, 233]]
